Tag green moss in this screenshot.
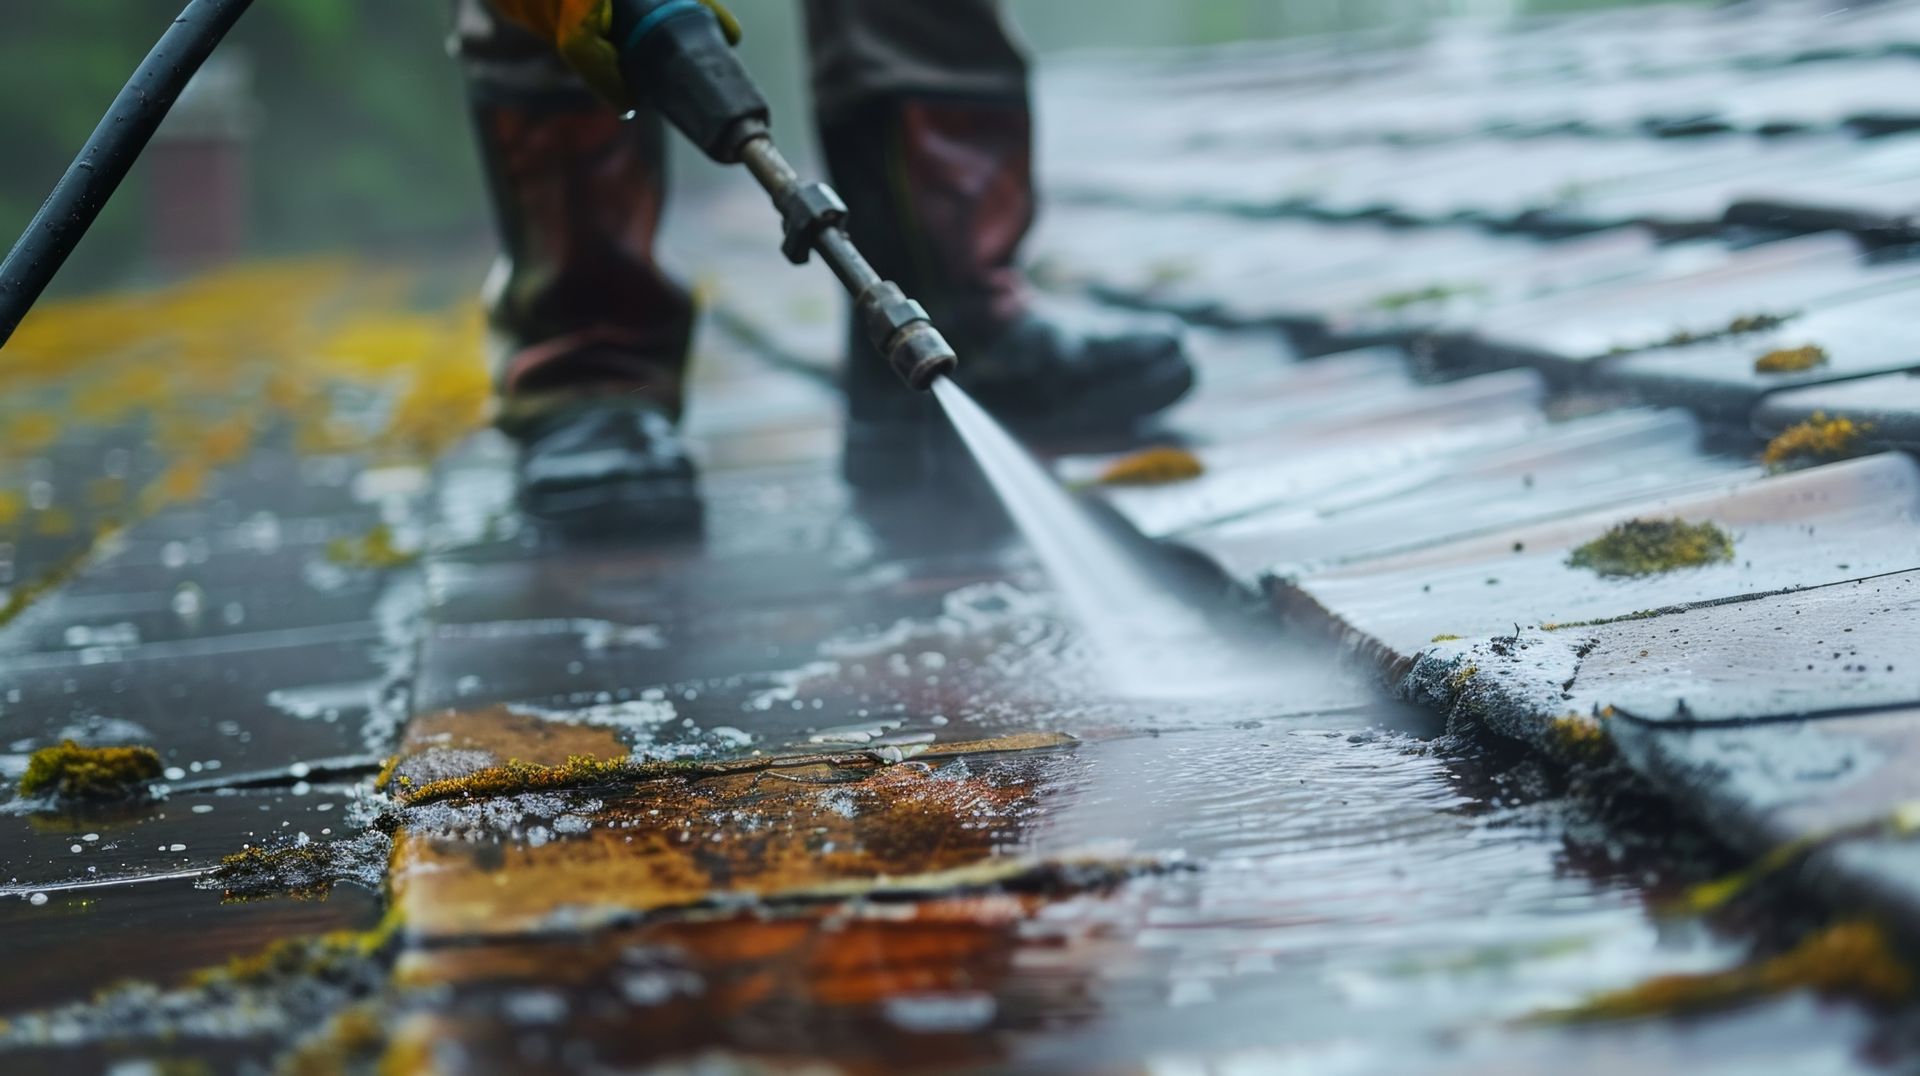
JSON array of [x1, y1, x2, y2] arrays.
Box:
[[1567, 518, 1734, 578], [19, 740, 162, 801], [210, 835, 390, 901], [1430, 633, 1462, 643]]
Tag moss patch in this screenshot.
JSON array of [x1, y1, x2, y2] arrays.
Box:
[[1525, 920, 1910, 1024], [1566, 518, 1734, 578], [1096, 446, 1204, 487], [18, 740, 162, 801], [1753, 344, 1828, 375], [208, 832, 392, 901], [1763, 411, 1870, 471]]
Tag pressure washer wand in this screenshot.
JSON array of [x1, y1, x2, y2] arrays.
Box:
[[610, 0, 958, 391], [0, 0, 256, 348]]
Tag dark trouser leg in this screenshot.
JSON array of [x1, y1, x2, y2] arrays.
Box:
[[804, 0, 1033, 347], [454, 0, 693, 421], [804, 0, 1190, 466], [452, 0, 701, 534]]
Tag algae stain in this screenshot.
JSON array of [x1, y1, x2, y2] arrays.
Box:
[[1523, 920, 1911, 1024], [18, 740, 162, 801], [1566, 518, 1734, 578], [1763, 411, 1870, 472]]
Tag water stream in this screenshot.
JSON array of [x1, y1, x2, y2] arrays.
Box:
[[934, 376, 1252, 699]]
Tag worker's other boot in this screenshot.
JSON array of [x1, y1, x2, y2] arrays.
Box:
[[821, 95, 1192, 491], [461, 8, 700, 533]]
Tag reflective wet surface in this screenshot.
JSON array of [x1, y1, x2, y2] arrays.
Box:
[[0, 315, 1916, 1071], [372, 444, 1919, 1074]]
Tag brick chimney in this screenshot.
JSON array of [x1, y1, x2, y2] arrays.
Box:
[[147, 53, 257, 273]]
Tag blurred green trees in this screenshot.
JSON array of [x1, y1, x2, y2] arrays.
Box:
[[0, 0, 482, 290]]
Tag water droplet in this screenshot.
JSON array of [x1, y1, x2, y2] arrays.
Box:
[[28, 892, 47, 906]]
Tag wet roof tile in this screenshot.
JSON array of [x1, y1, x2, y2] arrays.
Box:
[[1287, 452, 1920, 665], [1755, 371, 1920, 448], [1068, 368, 1547, 538], [1597, 279, 1920, 416], [1181, 408, 1753, 588]]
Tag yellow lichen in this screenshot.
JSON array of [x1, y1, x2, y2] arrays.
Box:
[[18, 740, 163, 801], [1526, 921, 1911, 1024], [1567, 518, 1734, 578], [1448, 663, 1479, 693], [1763, 411, 1870, 471], [0, 258, 491, 604], [326, 524, 419, 571], [1753, 344, 1828, 375], [372, 754, 402, 793], [188, 907, 401, 989], [1430, 633, 1462, 643], [1547, 714, 1611, 758], [1096, 445, 1205, 487]]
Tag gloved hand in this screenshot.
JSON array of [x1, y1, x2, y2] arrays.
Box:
[[490, 0, 741, 107]]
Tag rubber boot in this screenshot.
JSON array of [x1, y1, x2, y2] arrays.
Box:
[[822, 95, 1193, 492], [469, 91, 703, 534]]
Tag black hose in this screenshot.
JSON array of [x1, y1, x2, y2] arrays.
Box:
[[0, 0, 256, 348]]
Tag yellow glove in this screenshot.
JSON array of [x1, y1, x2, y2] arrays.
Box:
[[491, 0, 742, 107]]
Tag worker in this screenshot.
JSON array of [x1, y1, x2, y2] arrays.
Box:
[[459, 0, 1194, 529]]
